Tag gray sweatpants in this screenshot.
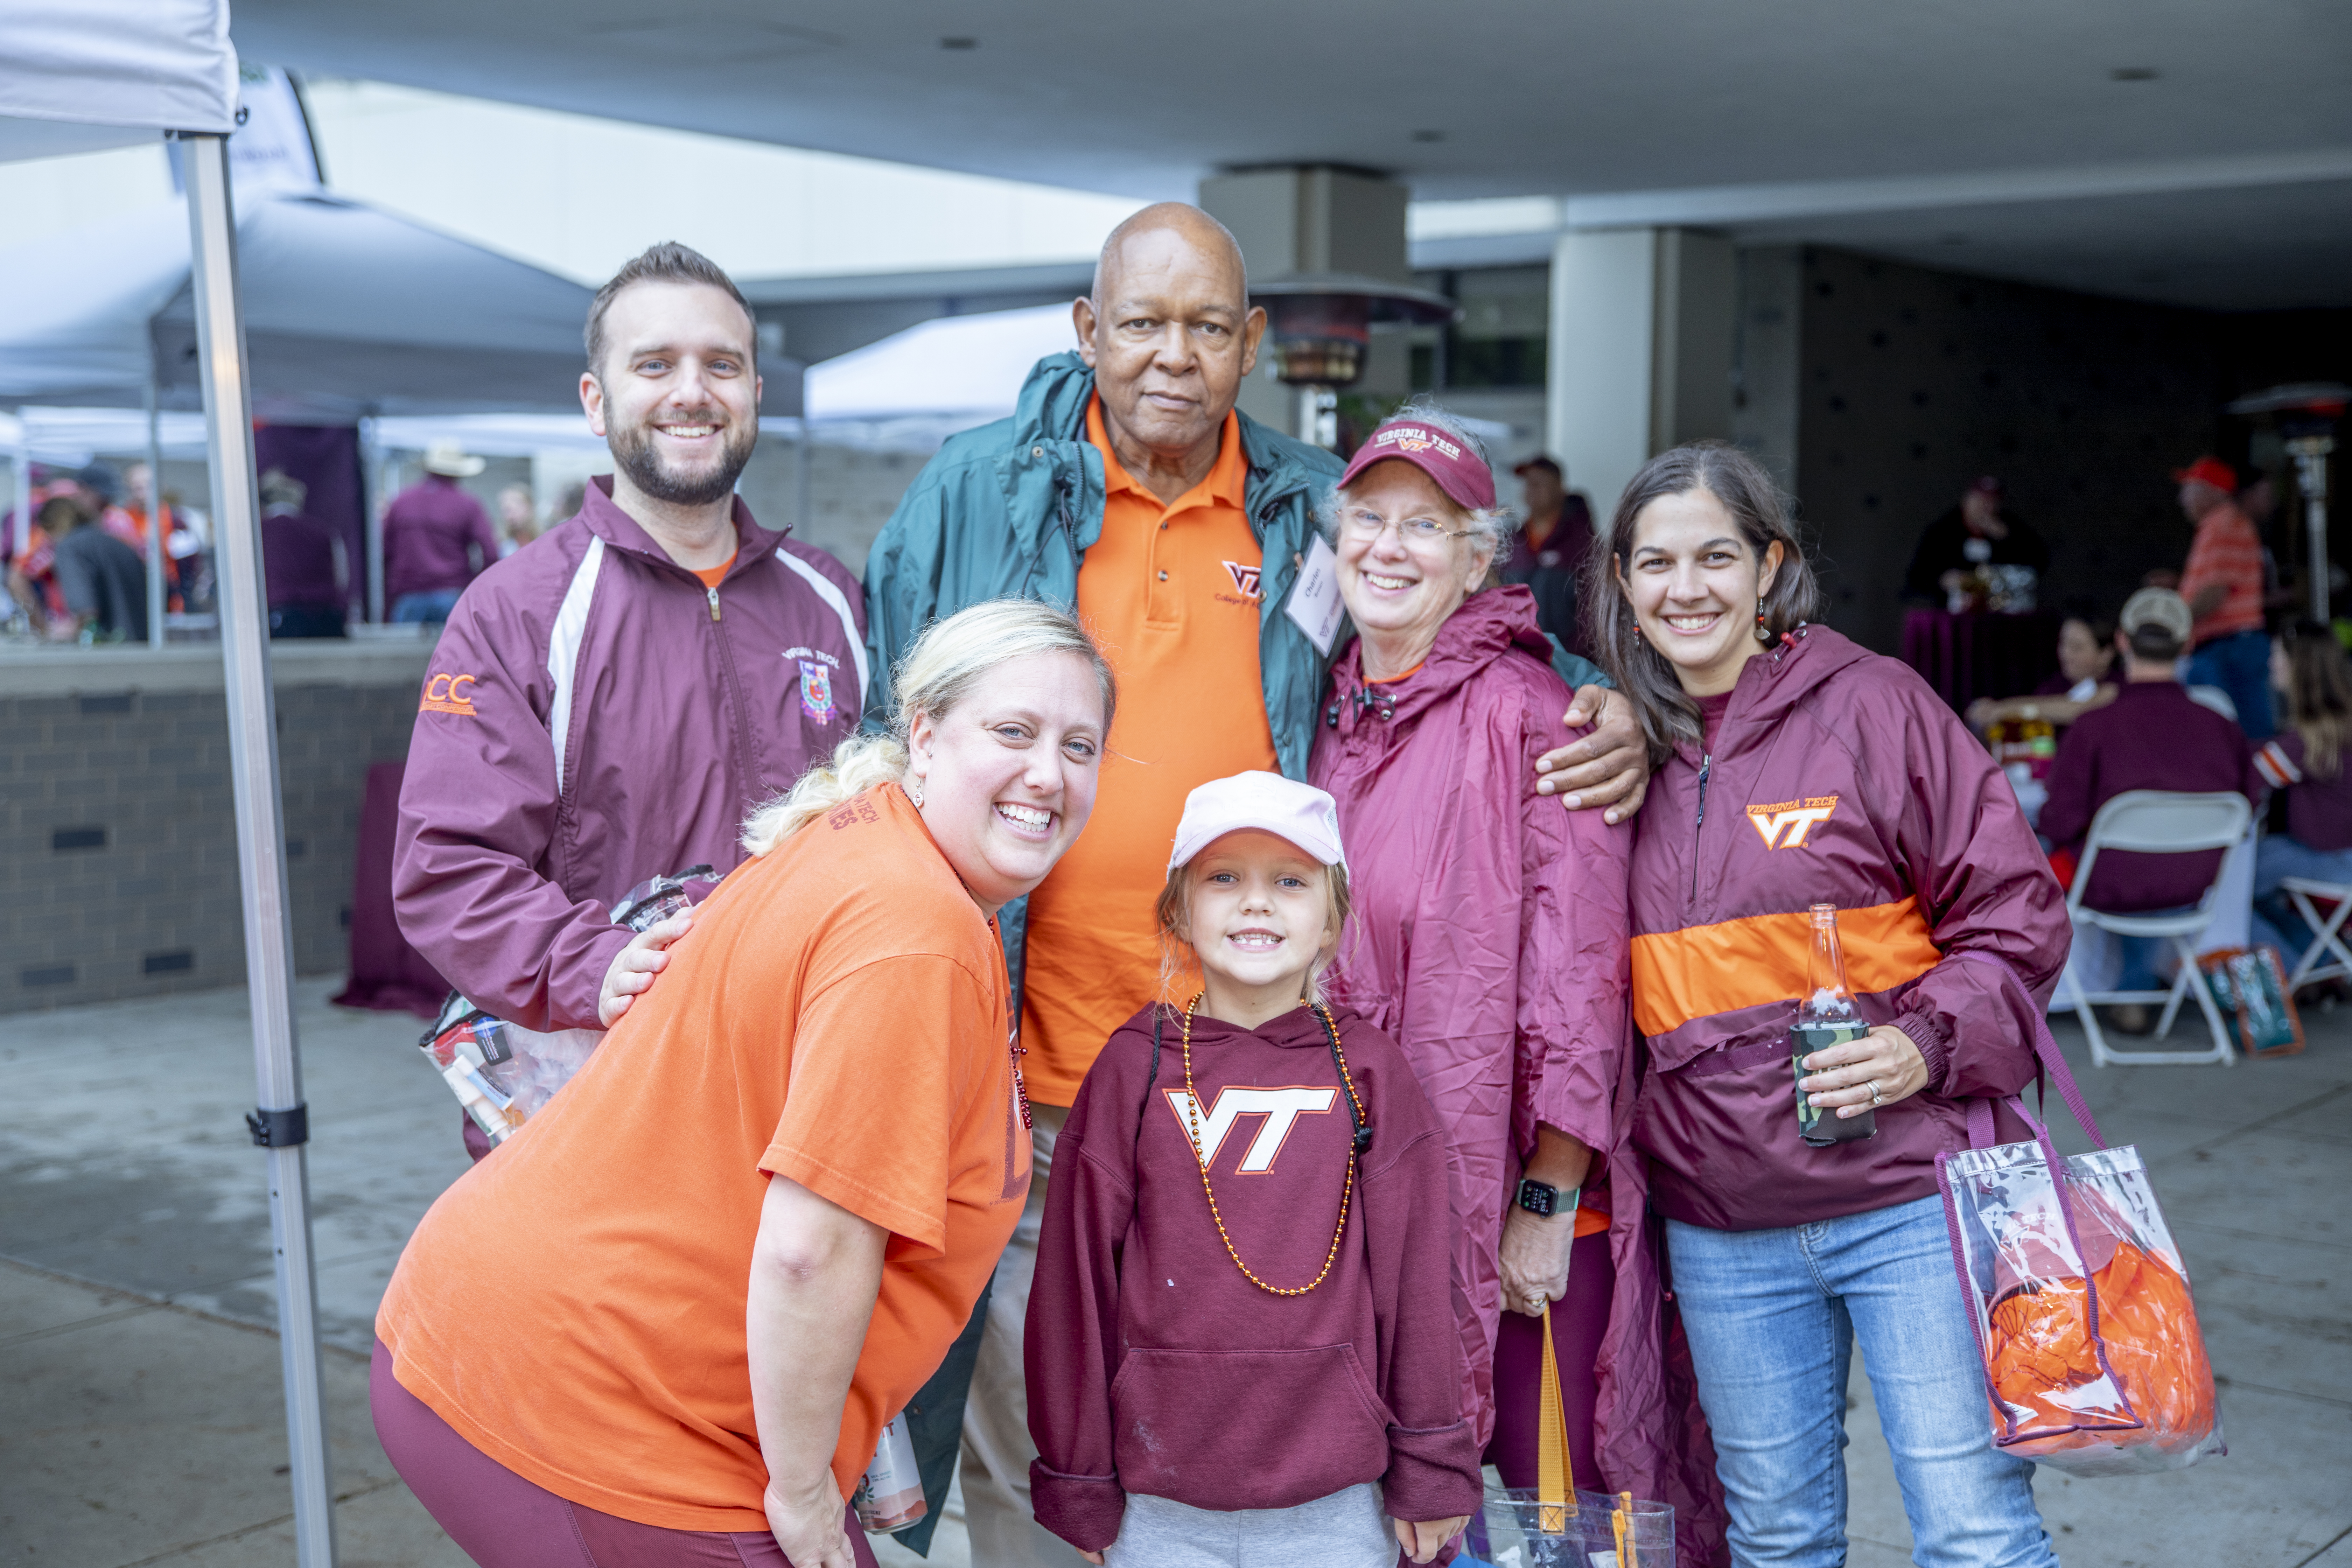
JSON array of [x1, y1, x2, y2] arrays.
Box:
[[1103, 1483, 1395, 1568]]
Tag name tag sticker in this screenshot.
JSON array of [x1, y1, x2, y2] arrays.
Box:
[[1284, 534, 1345, 656]]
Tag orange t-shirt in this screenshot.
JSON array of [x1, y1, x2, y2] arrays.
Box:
[[1018, 400, 1279, 1104], [694, 551, 737, 590], [375, 782, 1027, 1532]]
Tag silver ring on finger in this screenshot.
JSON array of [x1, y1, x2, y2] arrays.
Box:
[[1867, 1079, 1885, 1107]]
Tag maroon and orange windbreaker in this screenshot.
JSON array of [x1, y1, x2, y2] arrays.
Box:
[[1628, 626, 2071, 1232]]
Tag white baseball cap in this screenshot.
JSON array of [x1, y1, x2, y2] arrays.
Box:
[[1168, 771, 1349, 874]]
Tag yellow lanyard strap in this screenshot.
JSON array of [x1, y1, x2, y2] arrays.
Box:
[[1536, 1300, 1580, 1533]]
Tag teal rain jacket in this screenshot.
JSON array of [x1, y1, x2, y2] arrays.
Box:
[[863, 351, 1343, 1006], [864, 351, 1339, 773]]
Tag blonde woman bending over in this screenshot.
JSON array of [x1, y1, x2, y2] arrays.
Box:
[[372, 599, 1115, 1568]]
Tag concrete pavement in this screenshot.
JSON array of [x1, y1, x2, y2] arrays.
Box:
[[2, 977, 2345, 1566]]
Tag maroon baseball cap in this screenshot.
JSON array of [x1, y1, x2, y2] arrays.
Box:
[[1337, 417, 1496, 511]]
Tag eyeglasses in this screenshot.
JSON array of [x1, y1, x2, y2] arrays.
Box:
[[1339, 508, 1477, 546]]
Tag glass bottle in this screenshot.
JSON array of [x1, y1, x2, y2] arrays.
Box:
[[1793, 903, 1876, 1146]]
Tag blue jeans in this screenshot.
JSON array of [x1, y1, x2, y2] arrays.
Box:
[[392, 588, 463, 623], [2184, 628, 2275, 739], [2248, 834, 2352, 962], [1667, 1195, 2056, 1568]]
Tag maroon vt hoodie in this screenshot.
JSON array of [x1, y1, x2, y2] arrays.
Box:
[[1026, 1001, 1482, 1553]]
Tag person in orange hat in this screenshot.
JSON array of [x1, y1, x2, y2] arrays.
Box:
[[2175, 454, 2274, 738]]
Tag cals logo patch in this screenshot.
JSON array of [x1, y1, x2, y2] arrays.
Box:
[[1223, 561, 1262, 600], [1746, 795, 1840, 849], [419, 672, 478, 716], [797, 659, 836, 724]]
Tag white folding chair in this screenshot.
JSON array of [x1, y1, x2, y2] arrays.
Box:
[[2060, 790, 2252, 1067], [2278, 876, 2352, 990], [2185, 684, 2239, 723]]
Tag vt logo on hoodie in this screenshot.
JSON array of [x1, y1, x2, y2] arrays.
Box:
[[1746, 794, 1840, 849], [1162, 1086, 1336, 1172]]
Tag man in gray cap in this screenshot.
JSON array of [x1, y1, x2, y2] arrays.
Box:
[[2039, 586, 2261, 1029]]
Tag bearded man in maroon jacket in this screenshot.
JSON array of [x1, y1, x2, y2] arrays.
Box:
[[393, 242, 867, 1116]]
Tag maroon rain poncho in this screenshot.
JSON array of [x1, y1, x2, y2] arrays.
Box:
[[1311, 585, 1721, 1555]]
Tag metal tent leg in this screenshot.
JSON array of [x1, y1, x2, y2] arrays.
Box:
[[180, 129, 339, 1568], [145, 362, 167, 647]]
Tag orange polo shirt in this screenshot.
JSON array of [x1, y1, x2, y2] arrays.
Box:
[[1019, 400, 1279, 1104]]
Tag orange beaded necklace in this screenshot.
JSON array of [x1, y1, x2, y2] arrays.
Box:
[[1178, 992, 1370, 1297]]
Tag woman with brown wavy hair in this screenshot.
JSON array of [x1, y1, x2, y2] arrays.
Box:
[[1588, 440, 2068, 1567]]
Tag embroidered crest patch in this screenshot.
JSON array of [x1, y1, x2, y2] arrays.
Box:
[[798, 659, 836, 723]]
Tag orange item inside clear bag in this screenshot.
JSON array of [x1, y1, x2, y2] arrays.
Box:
[[1939, 1115, 2223, 1476]]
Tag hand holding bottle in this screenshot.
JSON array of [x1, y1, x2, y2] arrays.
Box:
[[1793, 903, 1899, 1145], [1798, 1023, 1930, 1119]]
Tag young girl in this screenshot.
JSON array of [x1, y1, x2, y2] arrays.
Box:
[[1025, 771, 1480, 1567]]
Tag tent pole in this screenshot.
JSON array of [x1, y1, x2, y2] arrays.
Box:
[[796, 415, 812, 540], [359, 416, 384, 624], [180, 130, 339, 1568], [145, 359, 167, 647], [11, 416, 27, 563]]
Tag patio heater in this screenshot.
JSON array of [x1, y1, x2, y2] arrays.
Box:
[[2228, 383, 2348, 621], [1250, 272, 1457, 448]]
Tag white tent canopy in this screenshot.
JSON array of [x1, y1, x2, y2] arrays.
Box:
[[0, 406, 213, 466], [0, 189, 618, 420], [0, 0, 235, 160], [2, 14, 343, 1564], [805, 300, 1077, 424]]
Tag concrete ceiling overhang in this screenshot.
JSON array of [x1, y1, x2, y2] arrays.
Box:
[[229, 0, 2352, 309]]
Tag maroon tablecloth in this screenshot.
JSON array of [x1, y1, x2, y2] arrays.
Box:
[[1900, 608, 2063, 713], [332, 759, 447, 1018]]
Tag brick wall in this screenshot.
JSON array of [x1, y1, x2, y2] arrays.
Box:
[[1, 646, 428, 1015]]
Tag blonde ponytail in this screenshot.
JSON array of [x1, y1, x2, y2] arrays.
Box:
[[740, 597, 1116, 857]]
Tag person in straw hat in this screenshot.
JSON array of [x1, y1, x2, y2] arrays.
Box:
[[384, 440, 500, 623]]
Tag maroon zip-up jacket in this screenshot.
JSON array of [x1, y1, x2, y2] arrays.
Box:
[[1628, 626, 2070, 1231], [393, 477, 865, 1030], [1026, 1002, 1481, 1552]]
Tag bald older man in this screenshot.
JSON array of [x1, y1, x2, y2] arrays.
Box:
[[863, 204, 1646, 1564]]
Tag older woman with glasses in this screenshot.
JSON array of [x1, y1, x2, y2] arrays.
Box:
[[1307, 403, 1719, 1557]]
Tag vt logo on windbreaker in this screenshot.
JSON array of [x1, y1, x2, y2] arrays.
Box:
[[1746, 795, 1840, 849], [1162, 1086, 1334, 1172]]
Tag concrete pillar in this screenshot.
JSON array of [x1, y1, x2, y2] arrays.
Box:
[[1730, 245, 1804, 496], [1546, 226, 1737, 520], [1199, 167, 1414, 435]]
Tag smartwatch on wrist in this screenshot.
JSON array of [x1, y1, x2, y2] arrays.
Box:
[[1515, 1178, 1563, 1217]]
